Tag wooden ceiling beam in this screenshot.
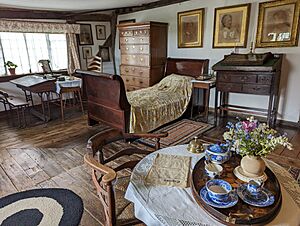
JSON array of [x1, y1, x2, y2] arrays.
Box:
[[0, 7, 111, 22]]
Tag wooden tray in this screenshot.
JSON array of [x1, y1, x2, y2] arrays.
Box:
[[191, 154, 282, 225]]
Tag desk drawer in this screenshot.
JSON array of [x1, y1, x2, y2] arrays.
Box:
[[123, 75, 149, 87], [243, 84, 270, 95], [218, 73, 257, 84], [121, 54, 150, 66], [258, 74, 273, 85], [120, 44, 149, 54], [217, 82, 242, 92]]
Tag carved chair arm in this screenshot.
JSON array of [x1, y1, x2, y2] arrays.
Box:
[[124, 132, 168, 150], [84, 154, 117, 183]]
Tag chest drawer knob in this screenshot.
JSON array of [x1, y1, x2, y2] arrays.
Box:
[[140, 47, 143, 51], [132, 37, 135, 41], [139, 81, 143, 84], [133, 55, 136, 58], [125, 79, 129, 82], [132, 46, 135, 49], [241, 76, 249, 82], [126, 58, 129, 61], [132, 77, 136, 81], [140, 38, 144, 42], [132, 68, 135, 71], [140, 58, 144, 61], [125, 68, 129, 72], [125, 47, 129, 50], [125, 38, 128, 42], [139, 71, 143, 75]]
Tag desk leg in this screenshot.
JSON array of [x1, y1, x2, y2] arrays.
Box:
[[214, 89, 218, 125], [267, 94, 274, 127], [272, 93, 279, 127]]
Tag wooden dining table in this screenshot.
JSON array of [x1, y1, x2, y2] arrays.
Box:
[[10, 75, 82, 123], [125, 145, 300, 226]]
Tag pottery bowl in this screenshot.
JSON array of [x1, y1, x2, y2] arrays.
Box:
[[205, 143, 231, 164], [206, 179, 232, 203]]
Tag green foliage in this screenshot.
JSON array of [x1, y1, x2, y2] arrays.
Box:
[[223, 116, 293, 157], [4, 61, 18, 69]]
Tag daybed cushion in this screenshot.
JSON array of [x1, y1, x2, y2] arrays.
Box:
[[126, 74, 193, 133]]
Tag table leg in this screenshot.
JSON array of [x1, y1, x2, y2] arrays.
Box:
[[205, 88, 210, 122], [190, 88, 194, 119]]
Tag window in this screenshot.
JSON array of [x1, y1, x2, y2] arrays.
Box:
[[0, 32, 67, 75]]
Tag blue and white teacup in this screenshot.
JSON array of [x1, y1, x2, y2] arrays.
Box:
[[205, 162, 223, 178], [247, 180, 263, 196], [206, 179, 232, 204]]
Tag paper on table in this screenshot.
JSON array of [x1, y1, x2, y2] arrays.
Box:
[[145, 153, 191, 188]]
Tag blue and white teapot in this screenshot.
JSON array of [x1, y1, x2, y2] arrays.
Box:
[[205, 143, 231, 164]]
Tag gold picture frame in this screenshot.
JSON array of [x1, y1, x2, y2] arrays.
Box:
[[178, 8, 204, 48], [256, 0, 300, 48], [213, 3, 251, 48]]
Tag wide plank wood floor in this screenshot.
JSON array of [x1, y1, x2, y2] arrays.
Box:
[[0, 112, 299, 226]]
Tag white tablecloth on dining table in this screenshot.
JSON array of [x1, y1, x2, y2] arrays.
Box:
[[125, 145, 300, 226], [55, 76, 82, 94]]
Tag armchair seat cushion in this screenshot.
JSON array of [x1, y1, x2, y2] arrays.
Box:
[[113, 176, 139, 225]]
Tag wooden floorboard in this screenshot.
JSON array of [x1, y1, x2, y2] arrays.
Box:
[[0, 112, 299, 225]]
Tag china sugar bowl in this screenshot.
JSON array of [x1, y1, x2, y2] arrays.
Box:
[[206, 179, 232, 204], [205, 161, 223, 178], [205, 143, 231, 164]]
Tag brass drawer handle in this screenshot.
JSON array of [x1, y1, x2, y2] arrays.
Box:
[[125, 69, 129, 72], [126, 79, 129, 82]]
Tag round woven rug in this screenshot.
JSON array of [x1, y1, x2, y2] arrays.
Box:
[[0, 188, 83, 226]]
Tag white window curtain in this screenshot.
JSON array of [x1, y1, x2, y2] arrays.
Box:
[[0, 20, 80, 74]]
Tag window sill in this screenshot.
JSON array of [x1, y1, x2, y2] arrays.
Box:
[[0, 70, 68, 83]]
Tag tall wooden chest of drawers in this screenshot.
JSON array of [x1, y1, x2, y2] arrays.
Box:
[[212, 53, 283, 127], [118, 22, 168, 91]]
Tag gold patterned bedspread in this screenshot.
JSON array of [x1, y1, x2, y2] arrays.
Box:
[[126, 74, 193, 133]]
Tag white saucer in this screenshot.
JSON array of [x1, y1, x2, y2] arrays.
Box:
[[233, 166, 267, 183]]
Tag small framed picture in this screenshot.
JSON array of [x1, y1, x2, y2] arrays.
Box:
[[96, 25, 106, 40], [98, 46, 110, 62], [178, 8, 205, 48], [256, 0, 300, 48], [79, 24, 93, 45], [213, 4, 251, 48], [82, 47, 92, 59]]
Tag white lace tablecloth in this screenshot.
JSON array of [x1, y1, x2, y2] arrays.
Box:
[[125, 145, 300, 226], [55, 76, 82, 94]]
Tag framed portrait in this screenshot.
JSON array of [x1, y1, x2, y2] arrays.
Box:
[[96, 25, 106, 40], [98, 46, 110, 62], [213, 4, 251, 48], [256, 0, 300, 48], [82, 47, 92, 59], [178, 8, 204, 48], [79, 24, 93, 45]]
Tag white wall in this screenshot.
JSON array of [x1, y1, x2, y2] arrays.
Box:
[[78, 21, 114, 74], [115, 0, 300, 123]]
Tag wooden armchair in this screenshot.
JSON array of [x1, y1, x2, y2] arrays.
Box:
[[85, 128, 167, 226]]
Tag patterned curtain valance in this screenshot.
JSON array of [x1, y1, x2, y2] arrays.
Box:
[[0, 20, 80, 34]]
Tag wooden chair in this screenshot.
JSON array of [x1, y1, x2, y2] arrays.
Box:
[[84, 128, 168, 226], [0, 90, 29, 127], [59, 86, 84, 121], [38, 59, 53, 74]]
